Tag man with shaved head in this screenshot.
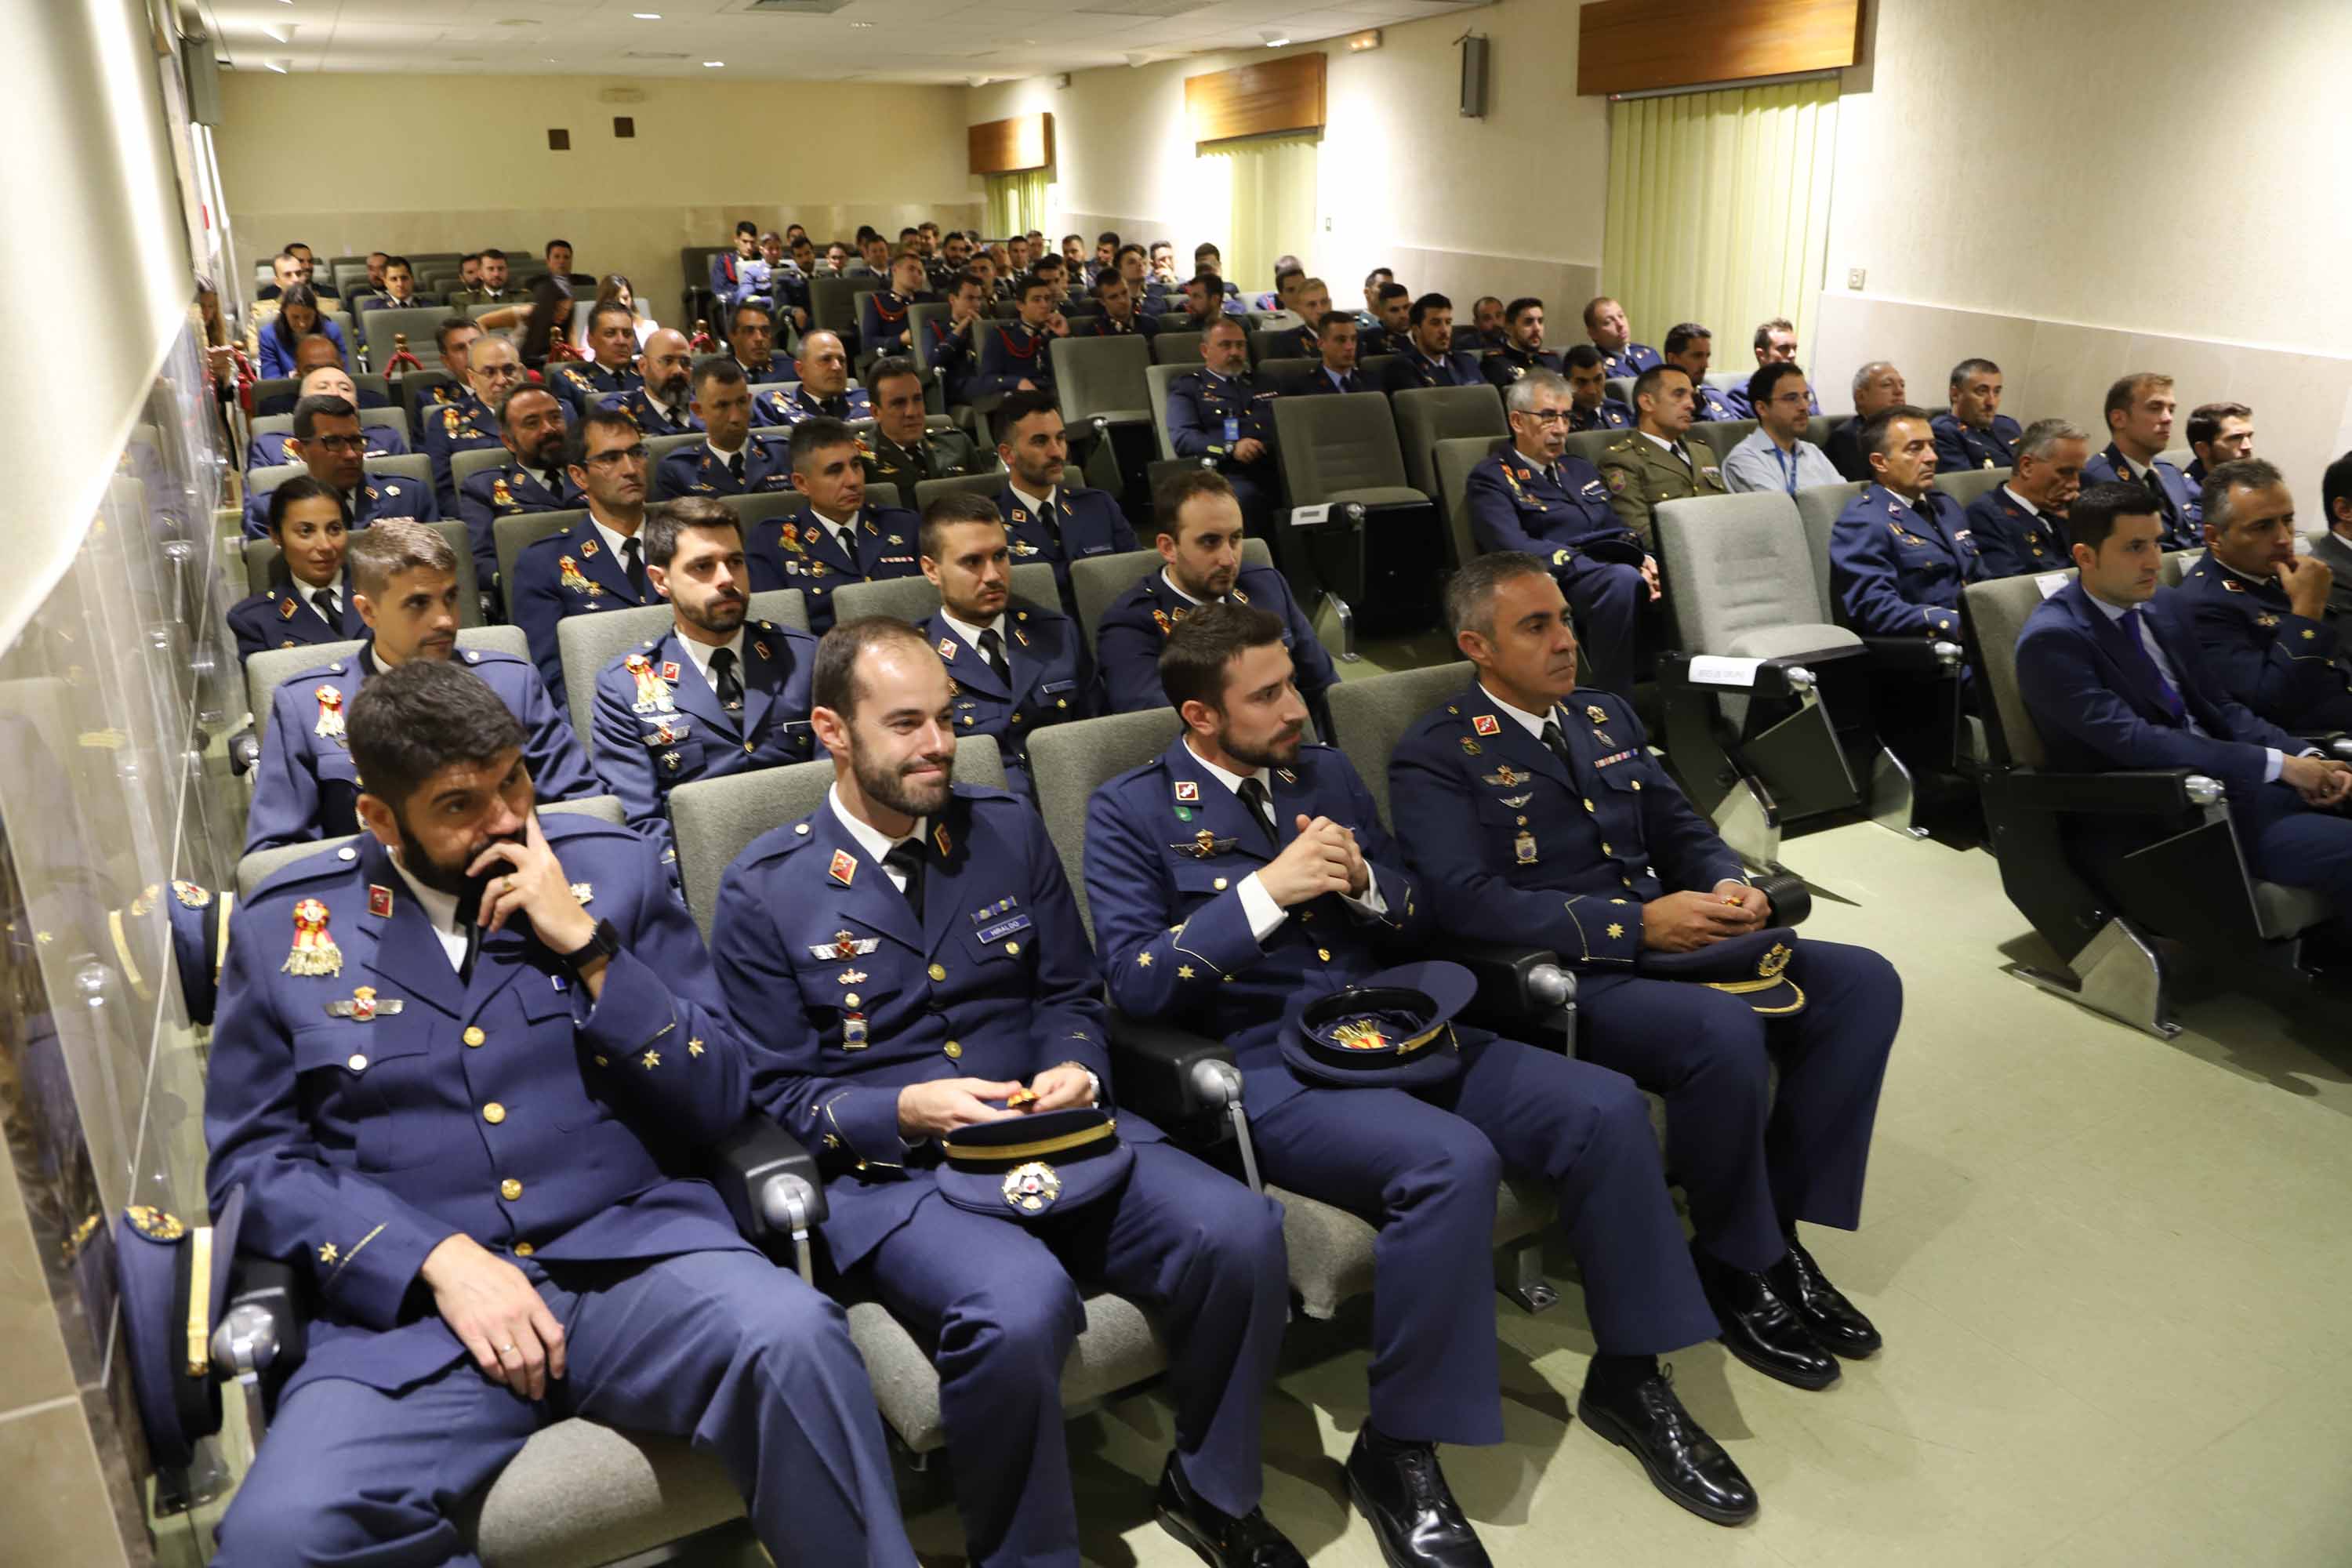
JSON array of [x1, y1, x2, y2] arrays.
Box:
[[601, 327, 705, 436], [755, 329, 871, 429]]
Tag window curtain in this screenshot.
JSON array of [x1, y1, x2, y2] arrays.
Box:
[[984, 170, 1048, 238], [1196, 133, 1318, 303], [1602, 77, 1838, 371]]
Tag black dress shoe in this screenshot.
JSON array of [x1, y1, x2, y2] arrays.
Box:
[[1156, 1455, 1305, 1568], [1577, 1363, 1759, 1525], [1341, 1428, 1492, 1568], [1768, 1234, 1882, 1357], [1693, 1244, 1839, 1390]]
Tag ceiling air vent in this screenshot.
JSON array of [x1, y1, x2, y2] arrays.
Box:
[[738, 0, 861, 15]]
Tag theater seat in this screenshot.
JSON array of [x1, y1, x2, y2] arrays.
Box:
[[1933, 466, 2009, 508], [826, 561, 1058, 627], [235, 794, 626, 895], [1269, 394, 1428, 511], [1065, 539, 1275, 654], [1431, 434, 1504, 570], [249, 452, 433, 506], [1389, 384, 1505, 504], [554, 590, 810, 759], [242, 625, 529, 727], [1690, 417, 1757, 466], [449, 444, 510, 496], [1152, 330, 1202, 367], [361, 305, 454, 372], [1143, 362, 1185, 460], [493, 510, 590, 619], [1051, 333, 1154, 432]]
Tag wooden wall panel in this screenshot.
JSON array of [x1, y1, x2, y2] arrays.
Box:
[[1577, 0, 1864, 96], [1185, 53, 1326, 144], [968, 113, 1053, 174]]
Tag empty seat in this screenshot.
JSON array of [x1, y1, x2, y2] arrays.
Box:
[[1390, 384, 1507, 501], [361, 305, 456, 371], [1152, 330, 1203, 367], [1269, 394, 1428, 510], [1050, 334, 1154, 431]]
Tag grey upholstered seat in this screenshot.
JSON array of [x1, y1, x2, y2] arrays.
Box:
[[1432, 435, 1506, 571], [1390, 385, 1506, 501], [1654, 492, 1860, 662], [249, 452, 433, 502], [1144, 361, 1186, 461], [449, 444, 510, 495], [1932, 466, 2009, 508], [1051, 332, 1155, 429], [1269, 393, 1429, 510], [828, 562, 1058, 627], [1793, 481, 1865, 620], [1065, 539, 1276, 654], [492, 510, 590, 618]]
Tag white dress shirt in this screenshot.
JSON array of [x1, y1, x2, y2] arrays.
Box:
[[1179, 736, 1384, 941], [387, 851, 470, 971], [1006, 481, 1062, 519], [826, 785, 924, 891], [939, 608, 1008, 655], [2001, 484, 2041, 518], [674, 626, 746, 695], [588, 511, 644, 568]]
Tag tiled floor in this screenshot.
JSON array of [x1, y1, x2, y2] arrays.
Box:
[[874, 815, 2352, 1568]]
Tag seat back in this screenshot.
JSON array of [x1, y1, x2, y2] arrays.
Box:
[[1025, 709, 1189, 936], [398, 370, 456, 435], [1654, 492, 1826, 655], [1807, 414, 1847, 448], [243, 625, 529, 722], [1433, 436, 1508, 569], [644, 432, 707, 498], [1323, 662, 1476, 826], [248, 407, 408, 444], [1258, 358, 1326, 397], [237, 796, 626, 898], [249, 452, 434, 502], [1152, 330, 1203, 366], [495, 510, 590, 614], [1051, 334, 1153, 425], [450, 444, 513, 495], [557, 605, 675, 757], [1144, 363, 1185, 460], [1390, 385, 1506, 499], [1933, 466, 2010, 508], [912, 472, 1007, 516], [829, 564, 1058, 627], [669, 738, 1007, 939], [242, 521, 483, 630], [2158, 548, 2203, 587], [907, 303, 950, 371], [808, 275, 861, 339], [1690, 418, 1758, 466], [1561, 428, 1621, 470], [748, 588, 811, 632], [362, 305, 456, 367], [1605, 376, 1636, 407], [1963, 572, 2069, 768], [1064, 539, 1275, 652], [719, 492, 808, 532], [1794, 481, 1864, 620], [1271, 392, 1411, 505]]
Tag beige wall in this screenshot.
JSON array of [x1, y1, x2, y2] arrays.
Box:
[[1816, 0, 2352, 487], [216, 73, 980, 318], [967, 0, 1604, 313]]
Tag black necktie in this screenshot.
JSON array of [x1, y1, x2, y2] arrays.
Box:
[[710, 646, 743, 710], [1539, 718, 1577, 771], [542, 467, 563, 495], [883, 838, 926, 923], [1035, 498, 1063, 556], [1236, 777, 1278, 848], [978, 626, 1011, 686], [728, 451, 746, 485], [622, 535, 647, 600], [457, 916, 481, 986], [313, 587, 337, 626]]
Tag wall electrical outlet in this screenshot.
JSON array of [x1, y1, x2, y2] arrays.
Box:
[[1846, 267, 1867, 290]]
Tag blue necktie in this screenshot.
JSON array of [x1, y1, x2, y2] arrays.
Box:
[[2114, 608, 2186, 724]]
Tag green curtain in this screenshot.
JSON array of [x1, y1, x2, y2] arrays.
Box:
[[1196, 133, 1318, 303], [984, 170, 1048, 238], [1602, 78, 1838, 371]]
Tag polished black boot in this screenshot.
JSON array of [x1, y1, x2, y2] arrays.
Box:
[[1693, 1242, 1839, 1389], [1767, 1231, 1882, 1356], [1341, 1426, 1492, 1568], [1576, 1357, 1759, 1526], [1155, 1454, 1306, 1568]]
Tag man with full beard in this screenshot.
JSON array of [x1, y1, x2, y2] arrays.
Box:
[[457, 383, 582, 595], [206, 655, 917, 1568], [601, 328, 705, 436], [590, 499, 820, 876], [710, 617, 1302, 1568]]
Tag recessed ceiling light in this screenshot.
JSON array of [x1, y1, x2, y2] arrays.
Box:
[[703, 60, 724, 67], [848, 19, 873, 26], [632, 12, 660, 17], [1261, 30, 1290, 46], [265, 60, 289, 71]]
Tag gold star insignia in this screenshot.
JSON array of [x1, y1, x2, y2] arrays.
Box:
[[688, 1037, 706, 1057], [1136, 951, 1153, 967], [1177, 964, 1196, 979], [1607, 923, 1626, 938], [641, 1049, 661, 1069], [318, 1242, 338, 1264]]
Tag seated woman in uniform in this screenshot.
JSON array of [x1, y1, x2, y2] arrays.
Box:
[[256, 281, 349, 379], [224, 477, 363, 664]]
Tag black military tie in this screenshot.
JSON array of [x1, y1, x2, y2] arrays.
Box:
[[709, 646, 743, 710], [457, 914, 482, 986], [1236, 776, 1279, 849], [1035, 497, 1063, 556], [821, 394, 847, 419], [312, 587, 338, 626], [622, 535, 647, 600], [978, 626, 1011, 686], [541, 467, 563, 495], [728, 451, 746, 486], [883, 837, 926, 923], [1539, 717, 1577, 771]]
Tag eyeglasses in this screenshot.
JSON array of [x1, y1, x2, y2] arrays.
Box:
[[311, 434, 369, 452], [584, 445, 650, 469], [1523, 408, 1573, 425]]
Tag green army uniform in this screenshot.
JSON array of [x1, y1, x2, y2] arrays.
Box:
[[1596, 431, 1728, 550], [862, 428, 985, 493]]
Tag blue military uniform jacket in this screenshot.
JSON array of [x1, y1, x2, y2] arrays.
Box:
[[600, 386, 705, 437], [1095, 563, 1336, 718], [1388, 684, 1743, 996], [458, 460, 585, 591], [1570, 399, 1635, 434], [1382, 345, 1483, 391], [242, 472, 440, 540], [1597, 342, 1663, 379], [743, 504, 922, 636], [1479, 346, 1561, 392], [1081, 311, 1158, 342], [655, 436, 793, 501], [975, 323, 1058, 398], [924, 602, 1094, 802], [590, 620, 820, 867], [2163, 557, 2352, 730], [244, 643, 601, 854], [1295, 366, 1371, 396], [1167, 368, 1277, 473], [711, 786, 1150, 1268], [247, 423, 409, 472], [227, 573, 365, 666], [858, 289, 936, 355], [755, 384, 870, 430], [1962, 485, 2064, 579], [421, 394, 504, 514], [203, 815, 757, 1402], [992, 481, 1138, 609], [925, 318, 982, 407], [1689, 381, 1741, 422], [1464, 446, 1638, 565], [2083, 443, 2200, 550], [509, 519, 667, 695], [2180, 459, 2212, 531], [1084, 735, 1427, 1117], [1931, 412, 2020, 473], [547, 361, 642, 421], [1828, 482, 1986, 639]]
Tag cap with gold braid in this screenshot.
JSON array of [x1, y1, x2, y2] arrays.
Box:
[[935, 1105, 1132, 1221], [1635, 926, 1806, 1014], [1282, 960, 1473, 1090], [114, 1186, 244, 1470]]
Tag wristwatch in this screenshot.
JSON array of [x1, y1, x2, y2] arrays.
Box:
[[556, 917, 622, 972]]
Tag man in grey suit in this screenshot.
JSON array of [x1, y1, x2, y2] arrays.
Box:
[[2316, 452, 2352, 617]]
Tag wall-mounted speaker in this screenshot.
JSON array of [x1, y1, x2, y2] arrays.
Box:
[[183, 35, 223, 127], [1459, 34, 1488, 118]]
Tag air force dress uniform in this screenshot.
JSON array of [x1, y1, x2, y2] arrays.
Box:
[[422, 394, 505, 516], [1963, 485, 2065, 579], [1465, 448, 1649, 695], [201, 815, 916, 1568], [710, 786, 1288, 1568], [2167, 557, 2352, 731], [548, 361, 642, 422], [975, 322, 1058, 398], [1381, 344, 1483, 392], [1571, 398, 1635, 434], [227, 573, 365, 665], [743, 505, 923, 637], [1388, 685, 1901, 1278], [924, 603, 1095, 804], [590, 621, 822, 871], [245, 643, 601, 854], [1828, 482, 1987, 641], [247, 423, 409, 473], [2083, 443, 2201, 550], [756, 384, 872, 430], [241, 474, 441, 540], [1165, 369, 1279, 535], [457, 461, 585, 595], [600, 386, 705, 437], [1688, 380, 1741, 422], [1094, 564, 1338, 725], [993, 481, 1140, 613], [655, 436, 793, 501], [1596, 341, 1663, 379], [925, 318, 982, 408], [508, 519, 670, 695], [1930, 412, 2020, 473], [1478, 344, 1560, 391], [1083, 737, 1722, 1446]]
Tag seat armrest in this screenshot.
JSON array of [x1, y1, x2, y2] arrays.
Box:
[[1430, 940, 1576, 1018], [227, 725, 261, 778], [2294, 730, 2352, 761], [1107, 1010, 1239, 1123], [215, 1255, 307, 1385], [2005, 768, 2210, 816], [1752, 870, 1812, 927], [1656, 650, 1857, 700], [1860, 635, 1964, 677], [710, 1112, 829, 1242]]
